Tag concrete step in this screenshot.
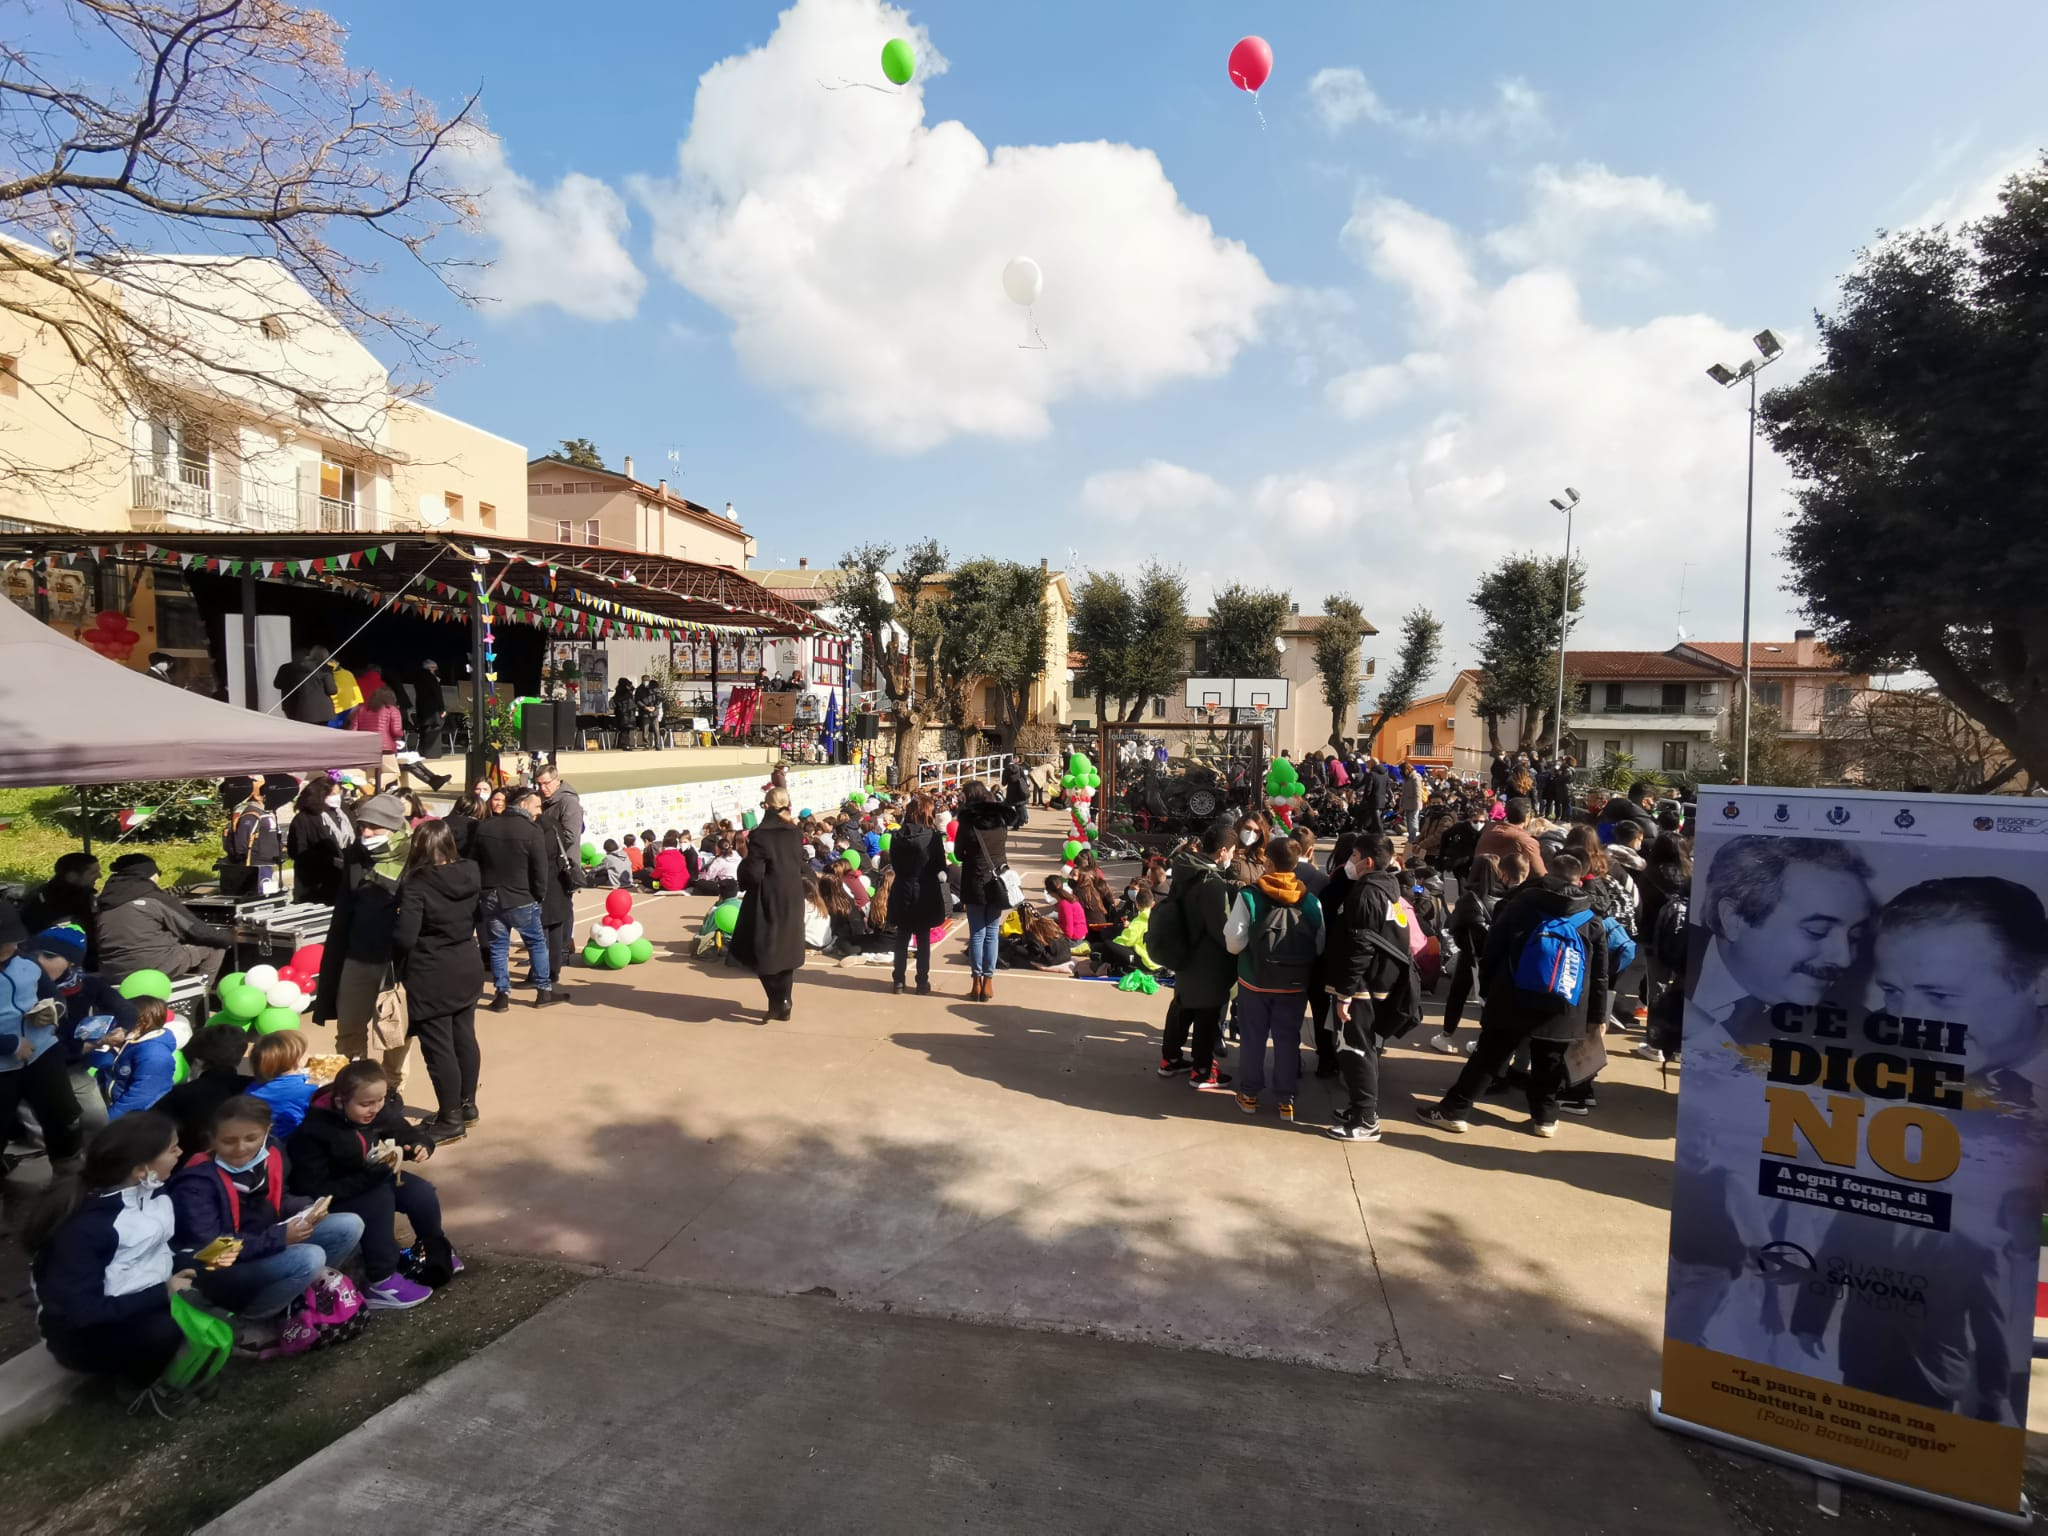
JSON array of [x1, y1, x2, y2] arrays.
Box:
[[0, 1343, 85, 1441]]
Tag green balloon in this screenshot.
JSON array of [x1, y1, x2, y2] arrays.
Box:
[[713, 901, 740, 935], [118, 968, 172, 1002], [223, 985, 265, 1021], [1062, 839, 1082, 862], [602, 944, 632, 970], [216, 971, 246, 997], [741, 811, 759, 831], [172, 1051, 190, 1086], [628, 937, 654, 964], [253, 1007, 299, 1035], [583, 943, 604, 966], [880, 37, 915, 85], [879, 832, 892, 853], [1084, 770, 1100, 789], [580, 841, 602, 867], [205, 1011, 237, 1031], [840, 849, 861, 869]]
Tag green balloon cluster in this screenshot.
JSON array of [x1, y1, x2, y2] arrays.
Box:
[[580, 841, 603, 867], [880, 37, 916, 85], [1060, 750, 1101, 795], [848, 791, 868, 809], [1264, 757, 1305, 800], [118, 968, 172, 1002]]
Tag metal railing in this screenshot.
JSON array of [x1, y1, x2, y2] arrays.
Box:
[[133, 468, 360, 533], [917, 752, 1012, 787]]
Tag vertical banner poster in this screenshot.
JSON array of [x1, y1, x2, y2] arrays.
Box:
[[1658, 786, 2048, 1521]]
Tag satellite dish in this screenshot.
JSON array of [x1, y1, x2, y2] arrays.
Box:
[[419, 494, 451, 530]]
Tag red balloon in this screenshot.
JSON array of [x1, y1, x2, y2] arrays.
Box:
[[604, 889, 634, 922], [944, 820, 959, 841], [1228, 35, 1272, 93], [291, 945, 324, 976]]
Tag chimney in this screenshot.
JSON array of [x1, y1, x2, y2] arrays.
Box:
[[622, 455, 635, 480], [1040, 557, 1048, 569], [657, 478, 667, 497], [1794, 628, 1818, 666], [798, 556, 809, 570], [1290, 602, 1300, 616]]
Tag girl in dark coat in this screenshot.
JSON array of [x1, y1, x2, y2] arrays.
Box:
[[886, 794, 948, 996], [732, 787, 807, 1021], [953, 782, 1012, 1002], [395, 822, 486, 1139]]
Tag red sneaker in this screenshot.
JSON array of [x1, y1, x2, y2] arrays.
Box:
[[1189, 1066, 1234, 1092]]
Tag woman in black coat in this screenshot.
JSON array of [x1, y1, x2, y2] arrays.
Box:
[[286, 777, 352, 905], [954, 781, 1012, 1002], [394, 821, 486, 1138], [732, 787, 807, 1021], [887, 794, 948, 996]]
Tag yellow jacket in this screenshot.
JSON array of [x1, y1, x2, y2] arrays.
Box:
[[328, 665, 362, 713]]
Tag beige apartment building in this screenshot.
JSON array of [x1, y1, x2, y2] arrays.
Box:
[[527, 455, 753, 565]]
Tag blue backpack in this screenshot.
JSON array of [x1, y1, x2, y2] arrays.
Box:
[[1511, 908, 1596, 1006], [1602, 914, 1637, 975]]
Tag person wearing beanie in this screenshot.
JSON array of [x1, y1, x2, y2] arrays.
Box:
[[26, 925, 134, 1135], [311, 794, 418, 1083], [95, 854, 235, 989]]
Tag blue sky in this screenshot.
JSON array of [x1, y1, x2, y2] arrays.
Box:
[[57, 2, 2048, 683]]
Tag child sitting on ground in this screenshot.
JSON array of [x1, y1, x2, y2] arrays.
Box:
[[155, 1024, 252, 1160], [599, 839, 632, 888], [1045, 877, 1088, 946], [103, 998, 181, 1120], [652, 831, 691, 893], [286, 1061, 455, 1307], [169, 1095, 364, 1337], [697, 838, 740, 899], [1097, 888, 1163, 977], [999, 903, 1076, 974], [26, 1111, 218, 1417], [248, 1030, 320, 1138]]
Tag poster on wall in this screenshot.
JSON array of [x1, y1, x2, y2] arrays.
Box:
[[1654, 785, 2048, 1523]]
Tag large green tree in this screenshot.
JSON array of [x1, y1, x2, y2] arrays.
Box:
[[836, 538, 948, 785], [1470, 553, 1586, 752], [1311, 595, 1370, 750], [1070, 562, 1189, 723], [1763, 153, 2048, 785], [936, 559, 1049, 750], [1204, 584, 1291, 677], [1362, 606, 1443, 753], [1070, 571, 1137, 725]]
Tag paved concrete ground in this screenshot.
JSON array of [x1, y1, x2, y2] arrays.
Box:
[[202, 1278, 1744, 1536], [304, 805, 1681, 1403]]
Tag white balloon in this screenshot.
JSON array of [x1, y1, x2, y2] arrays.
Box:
[[591, 924, 619, 947], [246, 963, 280, 991], [1002, 257, 1042, 307], [616, 921, 644, 944], [293, 993, 314, 1014], [265, 980, 302, 1009]]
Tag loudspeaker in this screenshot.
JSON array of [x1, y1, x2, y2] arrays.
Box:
[[854, 711, 880, 742], [518, 698, 579, 753], [555, 698, 578, 747]]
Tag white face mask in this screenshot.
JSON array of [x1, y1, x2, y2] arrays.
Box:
[[1238, 829, 1257, 847], [359, 831, 391, 853], [139, 1170, 164, 1192], [1346, 856, 1370, 881]]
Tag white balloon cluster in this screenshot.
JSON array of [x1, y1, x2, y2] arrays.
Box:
[[588, 919, 645, 948], [245, 962, 315, 1013]]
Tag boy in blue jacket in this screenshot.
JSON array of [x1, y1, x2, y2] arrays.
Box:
[[28, 924, 133, 1133], [0, 899, 84, 1169]]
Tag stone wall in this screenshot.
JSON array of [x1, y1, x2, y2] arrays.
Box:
[[576, 764, 862, 847]]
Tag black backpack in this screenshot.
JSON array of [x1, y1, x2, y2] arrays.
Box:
[[1147, 887, 1191, 969]]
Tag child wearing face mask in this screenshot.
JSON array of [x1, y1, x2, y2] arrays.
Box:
[[168, 1096, 365, 1337], [25, 1111, 219, 1415], [288, 1060, 455, 1309], [287, 776, 355, 906]]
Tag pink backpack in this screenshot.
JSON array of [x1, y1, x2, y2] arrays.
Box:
[[259, 1271, 367, 1360]]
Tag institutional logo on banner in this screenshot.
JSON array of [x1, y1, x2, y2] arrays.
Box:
[[1658, 785, 2048, 1517]]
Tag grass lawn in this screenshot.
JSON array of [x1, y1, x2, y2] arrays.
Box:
[[0, 1256, 582, 1536], [0, 788, 220, 890]]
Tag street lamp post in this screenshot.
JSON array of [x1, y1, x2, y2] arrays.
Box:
[[1705, 329, 1785, 784], [1548, 487, 1581, 765]]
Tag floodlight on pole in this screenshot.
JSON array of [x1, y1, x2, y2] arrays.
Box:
[[1704, 328, 1786, 784], [1549, 487, 1582, 767]]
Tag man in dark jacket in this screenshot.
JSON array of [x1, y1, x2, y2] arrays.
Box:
[[1359, 762, 1393, 829], [1156, 822, 1238, 1088], [1419, 850, 1609, 1138], [273, 645, 337, 726], [414, 658, 447, 757], [21, 852, 100, 960], [887, 797, 948, 995], [1596, 781, 1659, 844], [470, 787, 557, 1012], [534, 764, 584, 992], [95, 855, 234, 987], [1321, 833, 1416, 1142]]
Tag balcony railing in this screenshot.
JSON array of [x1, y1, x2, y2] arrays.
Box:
[[133, 468, 359, 533], [1573, 699, 1721, 717]]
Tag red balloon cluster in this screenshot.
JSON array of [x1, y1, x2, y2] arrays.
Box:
[[80, 610, 140, 661], [287, 945, 324, 991]]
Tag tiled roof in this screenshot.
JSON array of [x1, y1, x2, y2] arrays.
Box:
[[1679, 641, 1844, 671], [1563, 650, 1723, 681]]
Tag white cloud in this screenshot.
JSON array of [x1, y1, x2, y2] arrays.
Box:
[[1308, 68, 1548, 143], [1906, 145, 2040, 232], [448, 129, 646, 322], [625, 0, 1276, 452], [1074, 189, 1808, 684], [1079, 460, 1228, 523], [1486, 162, 1714, 268]]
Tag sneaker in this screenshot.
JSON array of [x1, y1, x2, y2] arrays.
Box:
[[1531, 1120, 1559, 1139], [1326, 1118, 1383, 1143], [487, 992, 511, 1014], [1416, 1105, 1470, 1134], [364, 1273, 434, 1310], [1278, 1100, 1295, 1123], [1234, 1092, 1261, 1115], [1158, 1056, 1192, 1078], [1631, 1005, 1648, 1022], [128, 1381, 197, 1420], [1190, 1066, 1234, 1092], [1632, 1044, 1667, 1063], [1557, 1098, 1595, 1117], [1426, 1032, 1473, 1057]]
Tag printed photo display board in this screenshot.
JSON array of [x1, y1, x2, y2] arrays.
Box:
[[1657, 785, 2048, 1523]]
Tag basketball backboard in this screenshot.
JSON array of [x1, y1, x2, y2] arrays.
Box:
[[1183, 676, 1289, 712]]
